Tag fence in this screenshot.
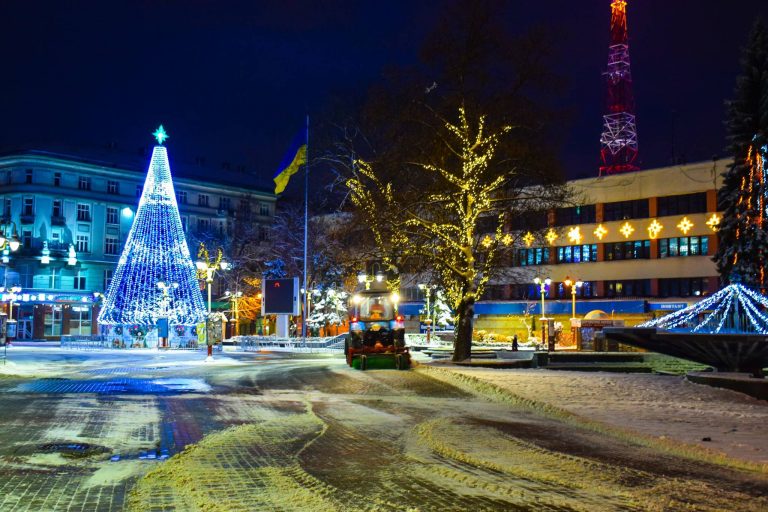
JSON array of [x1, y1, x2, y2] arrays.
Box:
[[235, 334, 346, 353], [61, 335, 222, 352]]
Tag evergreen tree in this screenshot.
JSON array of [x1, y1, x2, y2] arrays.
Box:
[[98, 127, 207, 328], [716, 20, 768, 287]]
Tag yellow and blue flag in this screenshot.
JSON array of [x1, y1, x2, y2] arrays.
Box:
[[273, 130, 307, 194]]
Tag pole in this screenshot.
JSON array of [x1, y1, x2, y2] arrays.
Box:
[[206, 275, 212, 358], [302, 114, 309, 345], [425, 292, 431, 344], [540, 285, 546, 347]]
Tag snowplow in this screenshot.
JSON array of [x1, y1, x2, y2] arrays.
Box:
[[344, 286, 410, 370]]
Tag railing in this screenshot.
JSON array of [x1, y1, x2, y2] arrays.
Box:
[[235, 334, 346, 353], [61, 334, 223, 352]]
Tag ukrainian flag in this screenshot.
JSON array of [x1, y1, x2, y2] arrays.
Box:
[[273, 130, 307, 194]]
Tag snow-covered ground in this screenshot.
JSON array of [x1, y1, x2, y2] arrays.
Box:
[[433, 366, 768, 465]]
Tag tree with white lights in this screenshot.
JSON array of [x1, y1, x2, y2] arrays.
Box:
[[716, 20, 768, 288], [98, 126, 207, 331], [307, 287, 348, 334]]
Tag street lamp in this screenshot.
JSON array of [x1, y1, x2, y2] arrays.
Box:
[[357, 270, 384, 290], [224, 290, 243, 337], [1, 285, 22, 345], [564, 277, 584, 346], [418, 283, 437, 344], [157, 281, 179, 349], [196, 247, 228, 359], [0, 222, 21, 253], [533, 277, 551, 348]]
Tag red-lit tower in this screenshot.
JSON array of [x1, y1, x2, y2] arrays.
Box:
[[599, 0, 639, 176]]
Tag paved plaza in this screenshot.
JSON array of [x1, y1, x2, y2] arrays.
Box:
[[0, 346, 766, 511]]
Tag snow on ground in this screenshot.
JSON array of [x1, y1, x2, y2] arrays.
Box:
[[435, 366, 768, 465]]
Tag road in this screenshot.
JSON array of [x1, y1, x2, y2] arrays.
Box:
[[0, 347, 766, 511]]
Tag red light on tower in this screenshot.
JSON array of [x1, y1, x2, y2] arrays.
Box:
[[599, 0, 639, 176]]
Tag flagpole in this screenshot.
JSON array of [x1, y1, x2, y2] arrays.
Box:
[[302, 114, 309, 346]]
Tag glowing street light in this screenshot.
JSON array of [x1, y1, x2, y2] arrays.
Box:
[[418, 283, 437, 344], [196, 245, 228, 360], [564, 277, 584, 345], [533, 277, 551, 348]]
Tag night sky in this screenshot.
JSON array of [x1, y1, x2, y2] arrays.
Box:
[[1, 0, 767, 188]]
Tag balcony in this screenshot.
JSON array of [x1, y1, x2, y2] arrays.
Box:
[[51, 215, 66, 226], [20, 213, 35, 224]]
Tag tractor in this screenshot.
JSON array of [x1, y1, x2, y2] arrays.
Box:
[[344, 285, 410, 370]]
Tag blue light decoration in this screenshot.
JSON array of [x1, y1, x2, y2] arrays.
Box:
[[640, 284, 768, 334], [97, 126, 206, 330]]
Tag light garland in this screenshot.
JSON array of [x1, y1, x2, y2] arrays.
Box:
[[677, 216, 694, 234], [593, 224, 608, 240], [640, 283, 768, 334], [619, 221, 634, 238], [706, 213, 720, 231], [523, 232, 535, 247], [647, 219, 663, 239], [545, 229, 558, 245], [567, 226, 583, 244], [98, 129, 207, 327]]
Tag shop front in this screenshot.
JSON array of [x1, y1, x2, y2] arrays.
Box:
[[2, 291, 100, 340]]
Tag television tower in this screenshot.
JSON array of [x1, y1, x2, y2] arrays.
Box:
[[599, 0, 639, 176]]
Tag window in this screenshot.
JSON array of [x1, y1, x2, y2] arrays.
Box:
[[136, 185, 143, 198], [76, 234, 89, 253], [22, 229, 32, 249], [76, 203, 91, 221], [44, 304, 63, 336], [219, 197, 231, 210], [52, 199, 62, 218], [70, 305, 91, 335], [603, 199, 649, 221], [556, 244, 598, 263], [555, 280, 598, 299], [605, 240, 651, 260], [258, 225, 269, 241], [106, 207, 118, 225], [176, 191, 187, 204], [103, 269, 114, 291], [105, 236, 119, 255], [74, 272, 86, 290], [517, 247, 550, 266], [657, 193, 707, 217], [107, 180, 120, 195], [198, 194, 209, 207], [54, 172, 62, 187], [23, 197, 34, 216], [605, 279, 651, 297], [658, 277, 710, 298], [197, 218, 210, 232], [554, 205, 596, 226], [25, 169, 33, 184], [259, 202, 270, 216], [658, 236, 709, 258], [78, 176, 91, 191]]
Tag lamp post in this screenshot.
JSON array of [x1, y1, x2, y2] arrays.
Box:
[[564, 277, 584, 346], [533, 277, 551, 349], [357, 270, 384, 290], [2, 286, 22, 345], [196, 248, 228, 360], [157, 281, 178, 348], [224, 290, 242, 338], [418, 283, 437, 344]]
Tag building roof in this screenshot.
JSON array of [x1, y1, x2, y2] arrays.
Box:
[[0, 145, 275, 195]]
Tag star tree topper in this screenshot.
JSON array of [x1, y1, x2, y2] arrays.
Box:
[[153, 125, 169, 145]]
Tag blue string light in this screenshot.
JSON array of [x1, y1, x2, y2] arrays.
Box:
[[97, 141, 206, 328], [640, 284, 768, 334]]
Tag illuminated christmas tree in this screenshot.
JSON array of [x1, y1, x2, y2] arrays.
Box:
[[98, 126, 207, 331], [715, 21, 768, 288]]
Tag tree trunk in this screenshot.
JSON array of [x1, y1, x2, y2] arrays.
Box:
[[453, 296, 475, 361]]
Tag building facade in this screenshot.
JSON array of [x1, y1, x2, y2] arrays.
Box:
[[0, 149, 274, 340], [400, 159, 728, 338]]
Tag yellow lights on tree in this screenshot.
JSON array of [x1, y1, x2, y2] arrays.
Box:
[[706, 213, 721, 231], [523, 232, 535, 247], [677, 216, 694, 234], [593, 224, 608, 240], [501, 233, 513, 246], [481, 235, 493, 248], [647, 219, 663, 239], [567, 226, 583, 244], [619, 222, 635, 238], [545, 229, 558, 245]]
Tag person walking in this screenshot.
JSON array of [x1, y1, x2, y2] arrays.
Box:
[[512, 334, 519, 351]]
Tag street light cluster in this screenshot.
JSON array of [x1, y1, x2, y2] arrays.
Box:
[[534, 276, 583, 348]]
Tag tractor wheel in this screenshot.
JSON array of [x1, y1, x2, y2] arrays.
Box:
[[360, 355, 368, 371]]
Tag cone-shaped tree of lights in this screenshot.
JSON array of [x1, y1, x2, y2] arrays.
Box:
[[98, 126, 206, 327]]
